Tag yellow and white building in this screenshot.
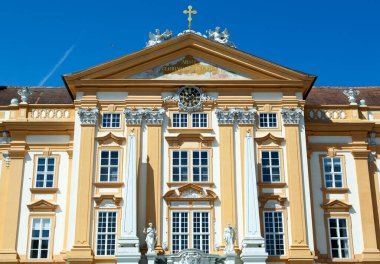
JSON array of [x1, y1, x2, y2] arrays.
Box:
[[0, 32, 380, 264]]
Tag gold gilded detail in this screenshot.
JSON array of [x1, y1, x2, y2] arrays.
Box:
[[183, 5, 197, 30]]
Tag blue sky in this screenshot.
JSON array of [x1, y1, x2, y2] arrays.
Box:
[[1, 0, 379, 87]]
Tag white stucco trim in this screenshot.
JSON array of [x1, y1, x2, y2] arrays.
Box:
[[308, 136, 352, 144]]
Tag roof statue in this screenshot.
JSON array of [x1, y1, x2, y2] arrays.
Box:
[[207, 27, 236, 48], [146, 29, 173, 47]]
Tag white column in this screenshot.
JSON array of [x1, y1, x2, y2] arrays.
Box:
[[116, 130, 140, 263], [240, 131, 268, 264]]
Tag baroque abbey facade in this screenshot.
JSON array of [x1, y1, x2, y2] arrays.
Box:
[[1, 32, 380, 264]]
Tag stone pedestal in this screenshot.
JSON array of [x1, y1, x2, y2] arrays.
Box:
[[116, 238, 141, 264], [225, 252, 238, 264], [146, 252, 157, 264], [240, 238, 267, 264]]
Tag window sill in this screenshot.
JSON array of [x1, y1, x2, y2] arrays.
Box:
[[94, 182, 124, 188], [167, 128, 214, 133], [167, 182, 214, 188], [30, 187, 59, 194], [257, 182, 286, 188], [321, 187, 349, 194]]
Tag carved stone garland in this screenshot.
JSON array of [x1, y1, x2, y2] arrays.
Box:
[[163, 87, 216, 112], [215, 108, 257, 124], [124, 108, 165, 125]]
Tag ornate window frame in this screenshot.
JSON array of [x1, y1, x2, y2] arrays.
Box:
[[30, 154, 60, 196]]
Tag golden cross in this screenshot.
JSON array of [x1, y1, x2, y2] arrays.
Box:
[[183, 5, 197, 30]]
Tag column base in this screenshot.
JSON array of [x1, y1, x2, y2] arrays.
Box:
[[116, 237, 141, 264], [360, 249, 380, 262], [0, 250, 19, 264], [288, 245, 314, 264], [65, 245, 93, 264], [240, 237, 268, 264]]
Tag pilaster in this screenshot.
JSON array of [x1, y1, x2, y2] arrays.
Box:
[[0, 148, 26, 263], [66, 107, 98, 263], [281, 108, 313, 263], [145, 109, 165, 252], [351, 150, 380, 262]]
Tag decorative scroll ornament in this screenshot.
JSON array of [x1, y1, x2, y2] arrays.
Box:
[[224, 224, 236, 253], [146, 29, 173, 47], [17, 87, 32, 103], [281, 107, 303, 124], [180, 251, 201, 264], [207, 27, 236, 48], [124, 108, 166, 125], [215, 108, 256, 124], [343, 88, 360, 105], [163, 86, 216, 112], [77, 108, 99, 125], [143, 223, 157, 253]]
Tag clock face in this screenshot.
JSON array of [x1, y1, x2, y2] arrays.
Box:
[[179, 86, 201, 109]]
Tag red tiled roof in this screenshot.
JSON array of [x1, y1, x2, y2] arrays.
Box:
[[0, 87, 73, 105], [305, 87, 380, 106]]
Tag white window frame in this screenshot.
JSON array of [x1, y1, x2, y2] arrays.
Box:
[[323, 157, 343, 188], [172, 150, 209, 182], [35, 157, 55, 188], [263, 211, 285, 256], [171, 211, 210, 254], [261, 151, 281, 182], [99, 150, 119, 182], [171, 211, 189, 253], [29, 218, 51, 259], [96, 211, 117, 256], [192, 113, 208, 128], [328, 218, 350, 259], [172, 113, 188, 128], [102, 113, 121, 128], [259, 113, 278, 128]]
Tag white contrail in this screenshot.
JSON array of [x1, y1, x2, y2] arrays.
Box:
[[38, 44, 76, 86]]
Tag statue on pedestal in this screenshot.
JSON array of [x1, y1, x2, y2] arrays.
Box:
[[143, 223, 157, 253], [223, 224, 236, 254]]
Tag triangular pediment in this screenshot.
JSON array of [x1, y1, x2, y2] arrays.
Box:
[[63, 33, 316, 97], [321, 200, 352, 212], [163, 183, 217, 202], [27, 199, 58, 212]]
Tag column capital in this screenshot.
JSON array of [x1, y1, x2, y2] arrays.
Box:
[[281, 107, 302, 125], [124, 108, 165, 125], [351, 149, 371, 159], [215, 108, 256, 125], [77, 107, 99, 125]]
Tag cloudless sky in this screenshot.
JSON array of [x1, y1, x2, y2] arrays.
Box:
[[1, 0, 379, 87]]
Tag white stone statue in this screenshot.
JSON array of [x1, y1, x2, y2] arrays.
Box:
[[223, 224, 236, 253], [146, 29, 173, 47], [207, 27, 235, 48], [143, 223, 157, 253]]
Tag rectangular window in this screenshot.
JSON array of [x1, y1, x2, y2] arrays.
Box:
[[35, 157, 55, 188], [261, 151, 280, 182], [172, 151, 188, 182], [192, 151, 208, 182], [173, 113, 188, 128], [171, 211, 210, 254], [172, 151, 209, 182], [172, 212, 189, 253], [30, 218, 51, 259], [264, 211, 285, 256], [192, 212, 210, 253], [259, 113, 277, 128], [102, 113, 121, 128], [329, 218, 350, 259], [323, 157, 343, 188], [96, 211, 117, 256], [100, 151, 119, 182], [192, 113, 208, 128]]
